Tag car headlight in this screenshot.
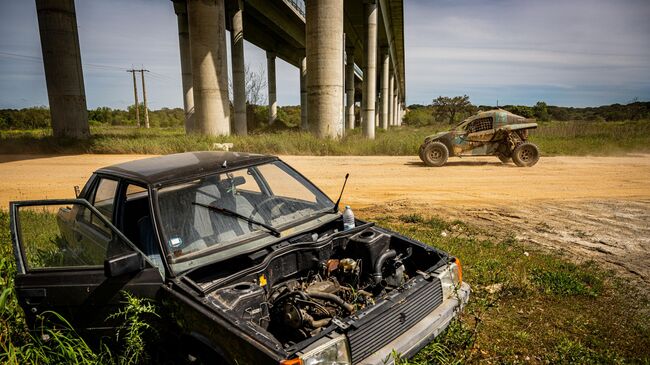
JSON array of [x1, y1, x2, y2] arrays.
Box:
[[281, 335, 350, 365], [437, 258, 462, 299]]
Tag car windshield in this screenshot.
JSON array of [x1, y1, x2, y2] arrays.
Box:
[[156, 161, 333, 261]]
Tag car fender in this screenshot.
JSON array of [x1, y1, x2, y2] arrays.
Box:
[[182, 332, 233, 364], [424, 132, 456, 156]]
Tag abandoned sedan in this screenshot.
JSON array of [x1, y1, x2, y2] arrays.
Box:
[[10, 152, 469, 364], [419, 109, 540, 167]]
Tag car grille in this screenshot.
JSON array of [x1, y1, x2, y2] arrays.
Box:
[[346, 278, 444, 364]]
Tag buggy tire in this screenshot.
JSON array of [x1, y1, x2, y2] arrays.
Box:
[[512, 142, 540, 167], [418, 144, 426, 162], [497, 153, 511, 163], [422, 141, 449, 167]]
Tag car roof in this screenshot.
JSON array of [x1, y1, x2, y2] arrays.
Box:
[[96, 151, 278, 185], [466, 109, 524, 121]]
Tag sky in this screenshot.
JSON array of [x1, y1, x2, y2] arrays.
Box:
[[0, 0, 649, 110]]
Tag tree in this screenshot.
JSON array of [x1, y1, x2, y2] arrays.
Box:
[[431, 95, 476, 124], [245, 63, 267, 106], [505, 105, 534, 118], [533, 101, 550, 121], [228, 63, 267, 106]]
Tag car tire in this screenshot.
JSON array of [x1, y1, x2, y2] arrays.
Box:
[[422, 141, 449, 167], [512, 142, 540, 167], [418, 144, 426, 162], [497, 153, 511, 163]]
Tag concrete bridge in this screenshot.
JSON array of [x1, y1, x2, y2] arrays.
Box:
[[36, 0, 405, 139]]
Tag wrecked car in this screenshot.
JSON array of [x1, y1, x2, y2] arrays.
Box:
[[10, 152, 469, 364], [419, 109, 540, 167]]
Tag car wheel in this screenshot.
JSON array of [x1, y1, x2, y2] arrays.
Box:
[[422, 141, 449, 167], [512, 142, 540, 167], [418, 144, 426, 162], [497, 153, 511, 163]]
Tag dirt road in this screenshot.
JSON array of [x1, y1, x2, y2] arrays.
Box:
[[1, 154, 649, 283]]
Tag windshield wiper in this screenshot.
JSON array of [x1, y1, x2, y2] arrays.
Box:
[[191, 202, 281, 237]]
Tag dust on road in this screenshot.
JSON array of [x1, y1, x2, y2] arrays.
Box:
[[1, 154, 649, 283]]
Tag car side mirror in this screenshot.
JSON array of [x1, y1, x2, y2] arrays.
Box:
[[104, 251, 144, 277]]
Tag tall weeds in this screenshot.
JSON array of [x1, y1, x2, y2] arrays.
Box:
[[2, 120, 648, 156]]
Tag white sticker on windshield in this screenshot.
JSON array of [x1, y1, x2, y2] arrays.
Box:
[[169, 237, 183, 247]]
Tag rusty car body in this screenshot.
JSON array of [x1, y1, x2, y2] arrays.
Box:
[[419, 109, 540, 167], [10, 152, 469, 365]]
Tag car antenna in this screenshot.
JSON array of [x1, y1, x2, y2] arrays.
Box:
[[332, 173, 349, 213]]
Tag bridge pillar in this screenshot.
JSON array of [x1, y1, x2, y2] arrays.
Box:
[[174, 1, 194, 133], [388, 71, 394, 126], [267, 52, 277, 125], [35, 0, 89, 139], [300, 56, 308, 130], [231, 0, 247, 135], [362, 1, 377, 139], [397, 102, 404, 126], [306, 0, 344, 138], [187, 0, 230, 135], [375, 100, 379, 127], [392, 86, 398, 126], [345, 47, 355, 130], [380, 51, 389, 130]]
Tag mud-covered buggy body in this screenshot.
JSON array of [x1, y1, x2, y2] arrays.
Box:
[[419, 109, 540, 167]]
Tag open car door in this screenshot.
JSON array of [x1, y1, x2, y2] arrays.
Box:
[[9, 199, 163, 339]]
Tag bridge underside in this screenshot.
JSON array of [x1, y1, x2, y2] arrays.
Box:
[[34, 0, 406, 139]]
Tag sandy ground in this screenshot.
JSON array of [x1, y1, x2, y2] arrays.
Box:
[[1, 154, 649, 283]]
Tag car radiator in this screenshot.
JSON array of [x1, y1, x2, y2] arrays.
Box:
[[345, 277, 444, 364]]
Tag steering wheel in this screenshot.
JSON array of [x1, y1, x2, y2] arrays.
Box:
[[248, 196, 286, 230]]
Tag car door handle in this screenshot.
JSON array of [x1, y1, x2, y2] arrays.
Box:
[[18, 288, 47, 305]]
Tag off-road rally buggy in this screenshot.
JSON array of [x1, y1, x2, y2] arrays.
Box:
[[419, 109, 540, 167], [10, 152, 469, 365]]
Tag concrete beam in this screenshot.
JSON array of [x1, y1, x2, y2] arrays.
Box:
[[36, 0, 89, 139], [378, 0, 405, 100], [239, 14, 302, 67], [231, 0, 247, 135], [187, 0, 230, 135], [380, 51, 389, 130], [306, 0, 344, 138], [300, 56, 308, 130], [392, 86, 398, 126], [345, 47, 356, 130], [174, 1, 194, 133], [267, 51, 277, 125], [362, 1, 378, 139], [388, 72, 394, 126], [245, 0, 305, 48]]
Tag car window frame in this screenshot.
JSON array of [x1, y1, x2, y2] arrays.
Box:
[[82, 174, 120, 224], [10, 198, 147, 274], [114, 179, 169, 277]]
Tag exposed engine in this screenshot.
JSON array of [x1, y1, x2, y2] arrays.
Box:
[[206, 226, 438, 347]]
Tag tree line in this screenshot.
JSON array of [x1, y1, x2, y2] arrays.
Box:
[[0, 104, 305, 131], [405, 96, 650, 126]]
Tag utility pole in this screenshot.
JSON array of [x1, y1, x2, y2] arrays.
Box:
[[140, 69, 150, 128], [127, 69, 140, 127]]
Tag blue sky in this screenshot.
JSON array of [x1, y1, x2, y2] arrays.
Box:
[[1, 0, 649, 109]]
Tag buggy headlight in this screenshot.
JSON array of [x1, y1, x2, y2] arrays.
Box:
[[282, 335, 350, 365]]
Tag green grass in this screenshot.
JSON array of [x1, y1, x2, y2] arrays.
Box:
[[374, 211, 650, 364], [531, 120, 650, 155], [1, 120, 649, 156]]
